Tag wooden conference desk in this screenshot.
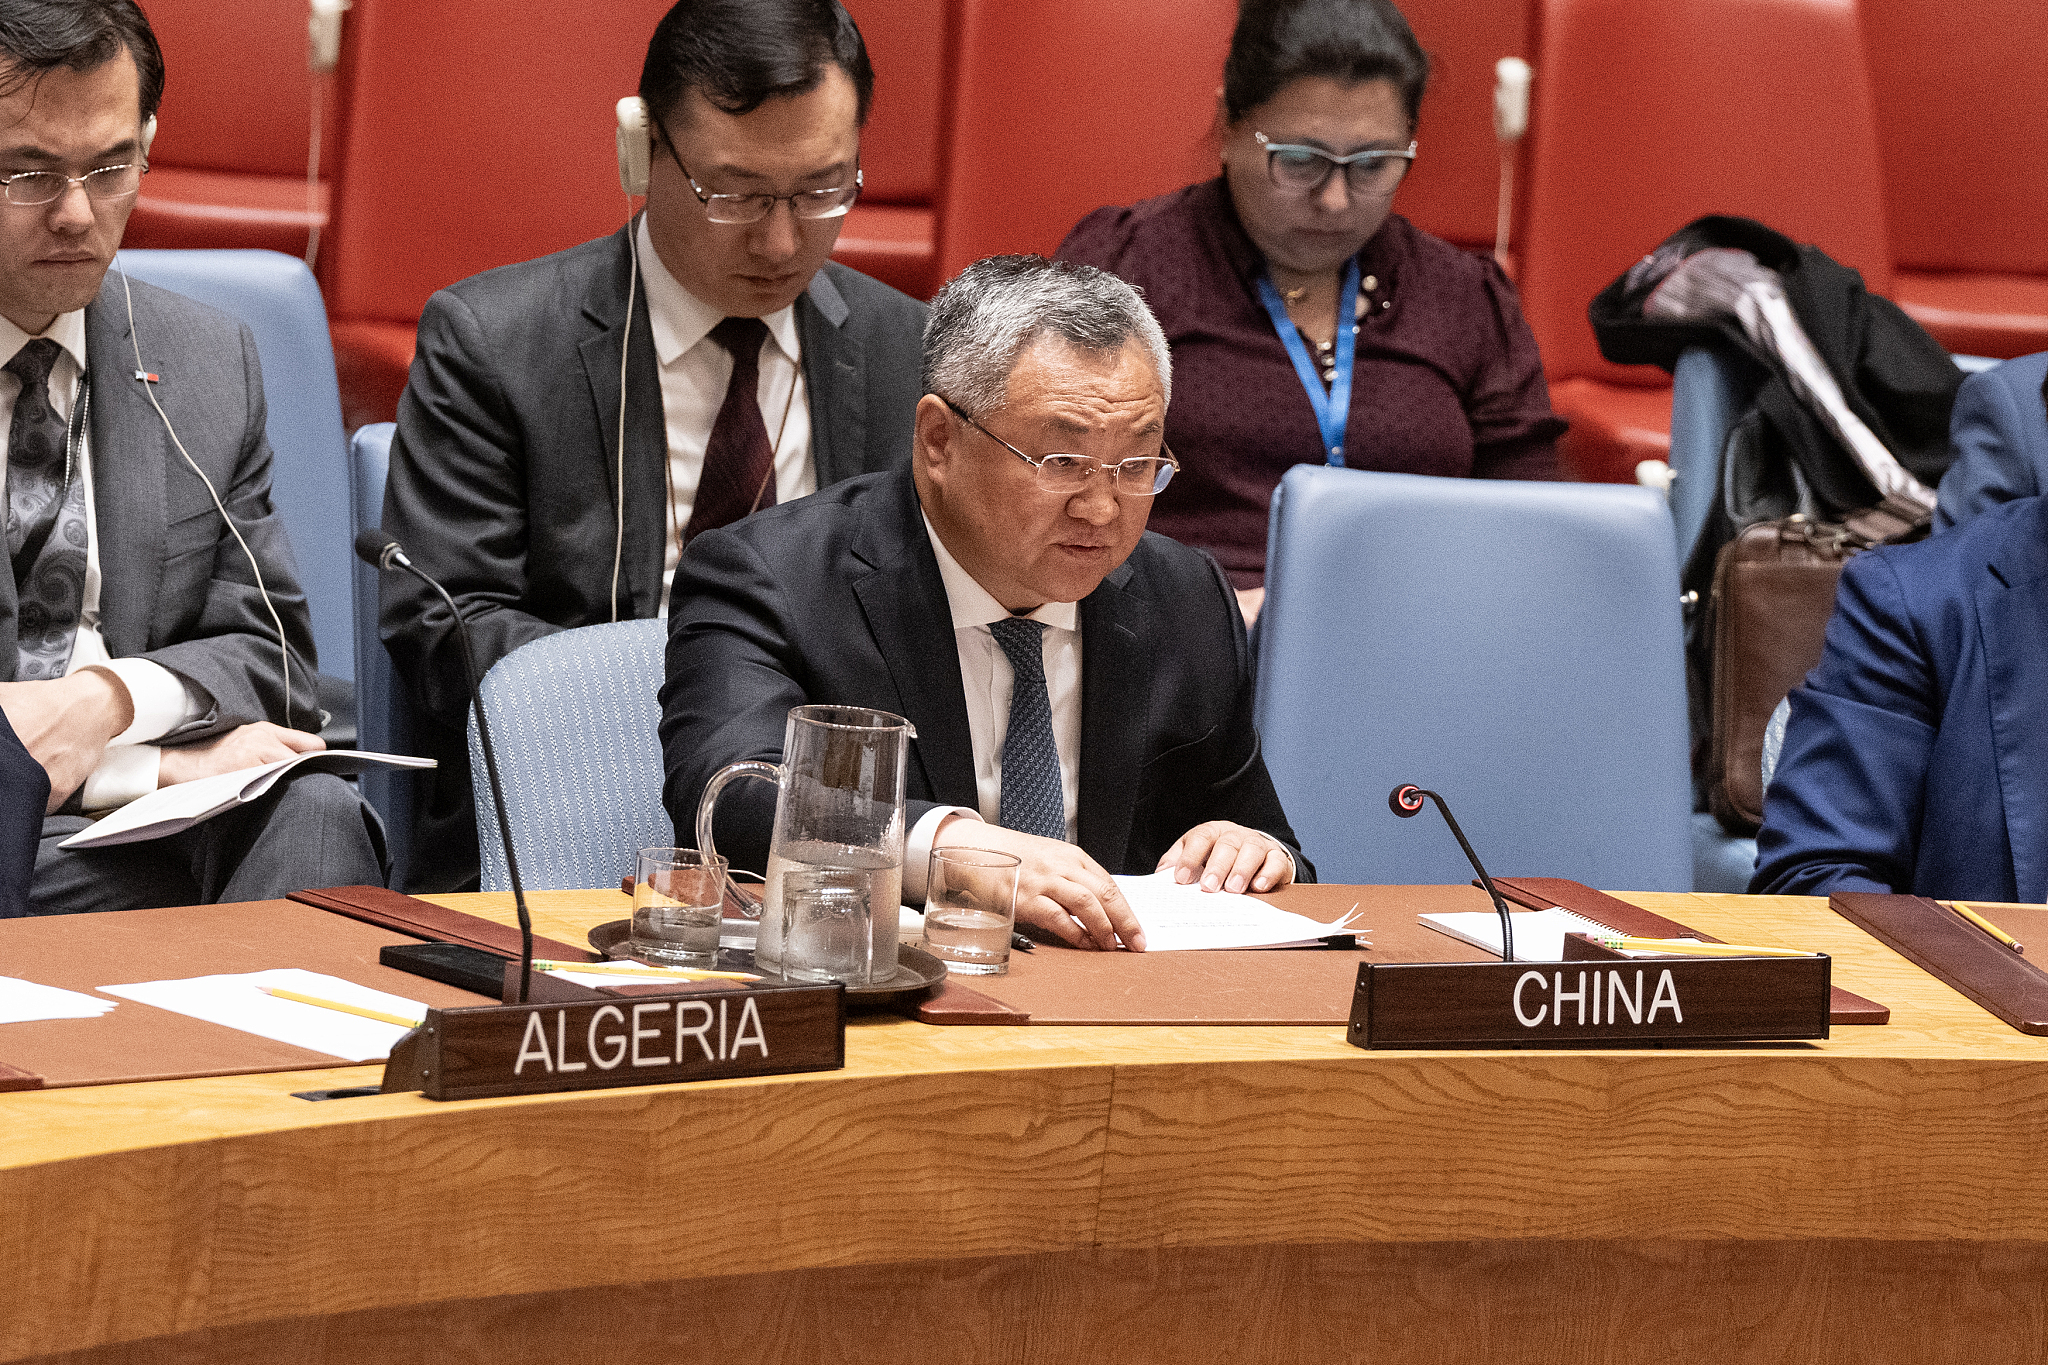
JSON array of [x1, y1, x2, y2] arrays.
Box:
[[6, 889, 2048, 1364]]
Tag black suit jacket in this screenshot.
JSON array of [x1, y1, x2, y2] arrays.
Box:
[[0, 277, 317, 725], [659, 469, 1311, 881], [380, 224, 926, 887]]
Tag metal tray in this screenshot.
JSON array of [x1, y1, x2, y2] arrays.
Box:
[[586, 919, 947, 1007]]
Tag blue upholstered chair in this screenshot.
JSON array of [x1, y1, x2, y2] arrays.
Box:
[[466, 621, 673, 893], [1255, 467, 1693, 891], [113, 249, 356, 738], [347, 422, 421, 886]]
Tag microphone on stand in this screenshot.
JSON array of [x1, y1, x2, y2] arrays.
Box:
[[1389, 784, 1518, 963], [356, 529, 534, 1002]]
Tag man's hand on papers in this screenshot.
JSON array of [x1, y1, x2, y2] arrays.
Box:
[[933, 822, 1148, 952], [1156, 821, 1295, 895], [0, 669, 134, 812], [159, 722, 325, 788]]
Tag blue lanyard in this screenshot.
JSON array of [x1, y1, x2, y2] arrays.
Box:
[[1255, 258, 1359, 467]]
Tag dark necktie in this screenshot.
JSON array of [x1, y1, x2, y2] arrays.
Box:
[[989, 616, 1066, 841], [684, 317, 778, 541], [6, 339, 86, 680]]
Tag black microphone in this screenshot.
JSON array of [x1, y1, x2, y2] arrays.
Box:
[[1389, 784, 1517, 963], [356, 529, 535, 1002]]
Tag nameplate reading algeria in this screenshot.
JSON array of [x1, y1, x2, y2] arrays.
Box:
[[1348, 955, 1831, 1049], [381, 981, 845, 1100]]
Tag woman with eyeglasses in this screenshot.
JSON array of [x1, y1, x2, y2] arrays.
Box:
[[1056, 0, 1563, 622]]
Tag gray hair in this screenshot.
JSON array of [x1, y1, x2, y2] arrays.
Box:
[[920, 255, 1172, 415]]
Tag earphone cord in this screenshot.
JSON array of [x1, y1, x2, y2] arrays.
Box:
[[119, 265, 295, 733], [609, 204, 640, 624]]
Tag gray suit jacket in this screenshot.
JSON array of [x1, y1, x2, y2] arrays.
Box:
[[0, 275, 316, 733]]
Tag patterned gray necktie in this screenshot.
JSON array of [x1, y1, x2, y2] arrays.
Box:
[[6, 339, 86, 680], [989, 616, 1066, 841]]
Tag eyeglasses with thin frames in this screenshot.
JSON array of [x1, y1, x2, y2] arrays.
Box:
[[0, 163, 144, 207], [662, 134, 860, 225], [1253, 133, 1415, 198], [939, 395, 1178, 497]]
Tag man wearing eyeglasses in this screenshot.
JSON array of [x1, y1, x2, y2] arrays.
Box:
[[0, 0, 383, 915], [381, 0, 926, 890], [663, 256, 1311, 953]]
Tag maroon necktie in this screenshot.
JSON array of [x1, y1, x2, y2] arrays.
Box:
[[684, 317, 778, 541]]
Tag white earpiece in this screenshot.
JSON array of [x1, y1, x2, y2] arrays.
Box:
[[1493, 58, 1532, 144], [140, 114, 157, 158], [616, 96, 650, 196]]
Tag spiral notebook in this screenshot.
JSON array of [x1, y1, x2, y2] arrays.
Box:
[[1419, 906, 1614, 961]]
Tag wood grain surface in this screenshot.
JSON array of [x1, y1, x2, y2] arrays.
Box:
[[7, 888, 2048, 1364]]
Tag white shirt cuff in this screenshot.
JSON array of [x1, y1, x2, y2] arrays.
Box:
[[80, 743, 161, 812], [903, 806, 982, 904], [92, 658, 204, 745]]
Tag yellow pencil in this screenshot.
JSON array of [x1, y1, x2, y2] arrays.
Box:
[[533, 959, 761, 982], [1946, 901, 2024, 954], [1595, 935, 1817, 959], [260, 985, 423, 1028]]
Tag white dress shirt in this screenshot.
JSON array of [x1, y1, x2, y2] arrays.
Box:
[[636, 217, 816, 613], [0, 312, 205, 810], [901, 513, 1083, 901]]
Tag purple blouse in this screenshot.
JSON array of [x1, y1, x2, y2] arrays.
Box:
[[1057, 178, 1566, 588]]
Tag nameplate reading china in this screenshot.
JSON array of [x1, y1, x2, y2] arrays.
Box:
[[381, 981, 845, 1100], [1347, 955, 1831, 1048]]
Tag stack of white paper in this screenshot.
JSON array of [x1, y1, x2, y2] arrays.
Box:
[[1112, 871, 1363, 951], [0, 976, 119, 1025], [97, 968, 427, 1062], [1420, 906, 1613, 961]]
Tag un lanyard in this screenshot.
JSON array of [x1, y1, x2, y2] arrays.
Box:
[[1254, 257, 1359, 467]]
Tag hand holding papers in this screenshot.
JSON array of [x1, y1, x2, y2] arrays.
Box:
[[1111, 871, 1362, 951], [61, 751, 434, 849]]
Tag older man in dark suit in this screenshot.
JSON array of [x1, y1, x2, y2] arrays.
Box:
[[663, 256, 1309, 952], [382, 0, 926, 890], [0, 0, 382, 914]]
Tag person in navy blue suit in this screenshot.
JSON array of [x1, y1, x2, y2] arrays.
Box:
[[1753, 492, 2048, 899], [1933, 352, 2048, 531]]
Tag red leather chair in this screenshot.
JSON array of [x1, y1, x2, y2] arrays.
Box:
[[930, 0, 1236, 287], [834, 0, 945, 298], [124, 0, 344, 256], [324, 0, 943, 429], [1515, 0, 1892, 482], [1393, 0, 1536, 256], [1862, 0, 2048, 359]]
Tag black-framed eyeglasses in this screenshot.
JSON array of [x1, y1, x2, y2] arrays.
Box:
[[663, 135, 860, 225], [938, 395, 1178, 497], [0, 162, 144, 207], [1253, 133, 1416, 198]]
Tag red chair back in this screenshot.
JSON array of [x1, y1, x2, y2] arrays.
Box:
[[850, 0, 945, 206], [143, 0, 340, 175], [1394, 0, 1536, 252], [1862, 0, 2048, 278], [932, 0, 1236, 286], [1517, 0, 1892, 389]]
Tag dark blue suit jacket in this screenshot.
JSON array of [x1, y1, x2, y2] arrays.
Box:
[[1934, 352, 2048, 532], [1753, 495, 2048, 899]]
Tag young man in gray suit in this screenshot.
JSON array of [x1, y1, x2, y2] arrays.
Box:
[[381, 0, 928, 890], [0, 0, 383, 914]]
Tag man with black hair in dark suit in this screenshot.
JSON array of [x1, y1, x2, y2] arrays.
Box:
[[663, 256, 1310, 953], [382, 0, 926, 890]]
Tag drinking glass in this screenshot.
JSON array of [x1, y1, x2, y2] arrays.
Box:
[[628, 847, 728, 967], [924, 848, 1023, 975]]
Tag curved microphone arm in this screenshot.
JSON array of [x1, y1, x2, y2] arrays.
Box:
[[356, 530, 534, 1001], [1389, 784, 1517, 963]]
